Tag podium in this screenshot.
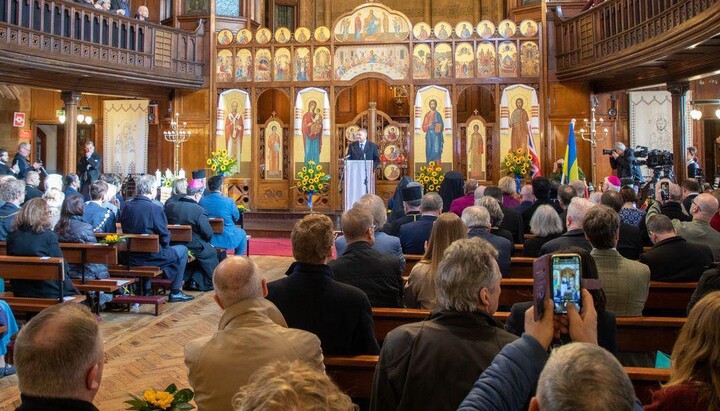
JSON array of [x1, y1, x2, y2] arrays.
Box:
[[344, 160, 375, 210]]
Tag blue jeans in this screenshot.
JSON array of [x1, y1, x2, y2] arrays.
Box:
[[171, 245, 188, 291]]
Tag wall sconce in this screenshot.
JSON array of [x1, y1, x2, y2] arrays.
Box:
[[689, 99, 720, 121], [690, 107, 702, 120]]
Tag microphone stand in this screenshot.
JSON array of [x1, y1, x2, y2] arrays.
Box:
[[362, 144, 369, 194]]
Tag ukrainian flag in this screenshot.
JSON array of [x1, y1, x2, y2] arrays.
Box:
[[562, 121, 579, 184]]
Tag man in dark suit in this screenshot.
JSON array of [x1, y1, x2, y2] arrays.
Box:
[[346, 128, 380, 169], [63, 174, 81, 199], [330, 208, 403, 307], [383, 183, 422, 236], [484, 187, 525, 244], [0, 178, 24, 240], [653, 180, 692, 222], [540, 197, 595, 255], [521, 177, 563, 233], [641, 214, 713, 282], [12, 142, 41, 179], [601, 190, 643, 260], [83, 180, 116, 233], [681, 178, 701, 216], [267, 214, 379, 355], [119, 174, 193, 302], [462, 206, 512, 277], [23, 171, 43, 203], [77, 141, 102, 200], [0, 149, 15, 176], [165, 179, 219, 292], [399, 192, 442, 254]]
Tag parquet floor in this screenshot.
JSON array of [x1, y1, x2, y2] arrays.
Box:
[[0, 255, 293, 411]]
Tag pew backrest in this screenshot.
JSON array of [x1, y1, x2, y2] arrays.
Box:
[[168, 225, 192, 242]]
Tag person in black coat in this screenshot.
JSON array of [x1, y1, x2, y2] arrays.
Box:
[[609, 142, 641, 181], [329, 208, 403, 307], [267, 214, 379, 356], [163, 178, 188, 212], [463, 206, 512, 277], [601, 191, 643, 260], [523, 204, 564, 258], [384, 184, 422, 236], [540, 197, 595, 255], [12, 142, 41, 179], [164, 181, 219, 292], [83, 180, 116, 233], [23, 171, 43, 203], [346, 128, 380, 169], [641, 214, 713, 282], [504, 247, 617, 354], [438, 171, 465, 213], [77, 141, 102, 201], [0, 178, 24, 241], [63, 174, 82, 199], [484, 186, 525, 244], [119, 175, 193, 302], [6, 198, 79, 299], [399, 192, 442, 255], [0, 149, 15, 176], [520, 178, 563, 233]]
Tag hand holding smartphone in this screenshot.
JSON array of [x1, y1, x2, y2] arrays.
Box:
[[551, 254, 582, 314]]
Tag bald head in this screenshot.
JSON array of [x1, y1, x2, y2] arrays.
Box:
[[213, 256, 265, 308], [691, 193, 719, 221]]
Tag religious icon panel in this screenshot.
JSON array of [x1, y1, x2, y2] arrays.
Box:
[[333, 4, 410, 42], [265, 119, 283, 180], [254, 49, 271, 82], [498, 20, 517, 38], [412, 44, 432, 80], [521, 41, 540, 77], [433, 22, 452, 40], [294, 48, 311, 81], [498, 41, 518, 77], [313, 47, 332, 80], [293, 88, 331, 175], [477, 42, 497, 77], [274, 48, 292, 81], [235, 49, 252, 82], [413, 22, 431, 40], [477, 20, 496, 39], [519, 19, 539, 37], [455, 43, 474, 79], [413, 85, 453, 170], [466, 119, 487, 180], [216, 49, 233, 82], [294, 27, 311, 43], [455, 21, 474, 39], [433, 43, 452, 79]]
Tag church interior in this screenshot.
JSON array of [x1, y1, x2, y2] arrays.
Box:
[[1, 0, 720, 409]]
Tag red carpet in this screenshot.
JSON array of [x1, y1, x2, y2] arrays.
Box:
[[249, 238, 294, 257]]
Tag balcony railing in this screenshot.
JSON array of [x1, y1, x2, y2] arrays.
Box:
[[555, 0, 720, 77], [0, 0, 203, 87]]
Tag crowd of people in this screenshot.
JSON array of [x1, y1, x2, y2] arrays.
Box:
[[3, 146, 720, 409]]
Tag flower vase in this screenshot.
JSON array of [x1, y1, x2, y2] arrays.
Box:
[[514, 175, 522, 194], [307, 190, 316, 212]]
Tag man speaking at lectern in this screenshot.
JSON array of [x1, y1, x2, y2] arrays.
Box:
[[347, 129, 380, 169]]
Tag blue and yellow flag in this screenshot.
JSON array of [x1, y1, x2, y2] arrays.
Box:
[[562, 121, 579, 184]]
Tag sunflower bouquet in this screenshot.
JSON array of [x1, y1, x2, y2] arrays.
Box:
[[501, 148, 533, 177], [125, 384, 194, 410], [99, 234, 125, 245], [415, 161, 445, 192], [296, 161, 331, 194], [160, 169, 175, 188], [206, 149, 237, 176]]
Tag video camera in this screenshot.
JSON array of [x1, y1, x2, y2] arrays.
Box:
[[602, 149, 614, 155], [633, 146, 674, 169]]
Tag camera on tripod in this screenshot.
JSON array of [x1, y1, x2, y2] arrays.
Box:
[[602, 149, 614, 155], [633, 146, 674, 169]]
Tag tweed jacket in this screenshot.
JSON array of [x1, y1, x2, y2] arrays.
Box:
[[591, 249, 650, 316]]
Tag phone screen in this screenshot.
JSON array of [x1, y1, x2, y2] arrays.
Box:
[[551, 254, 582, 314], [660, 182, 670, 201]]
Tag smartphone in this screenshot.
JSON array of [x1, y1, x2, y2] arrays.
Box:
[[660, 182, 670, 201], [533, 254, 551, 321], [551, 254, 582, 314]]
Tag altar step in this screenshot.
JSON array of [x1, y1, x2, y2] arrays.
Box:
[[244, 211, 342, 238]]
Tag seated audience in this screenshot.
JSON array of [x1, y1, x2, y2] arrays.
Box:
[[372, 238, 517, 411], [515, 184, 535, 213], [603, 175, 621, 192], [384, 183, 422, 236], [164, 178, 187, 210], [645, 291, 720, 410], [589, 191, 603, 204], [54, 195, 110, 281], [135, 5, 149, 20], [386, 176, 412, 225], [570, 179, 588, 199], [539, 197, 594, 255], [585, 205, 650, 316], [43, 174, 63, 192], [450, 179, 478, 217], [399, 192, 442, 255], [651, 179, 692, 222], [185, 257, 323, 410], [231, 361, 354, 411], [640, 214, 712, 282], [165, 179, 219, 292], [523, 205, 563, 257], [267, 214, 379, 355], [600, 190, 643, 260], [405, 213, 467, 309], [484, 186, 524, 244], [199, 176, 247, 255], [709, 189, 720, 232], [42, 187, 64, 228], [619, 187, 646, 228], [330, 208, 403, 307], [475, 196, 512, 244], [498, 176, 520, 208], [63, 174, 81, 198], [23, 171, 43, 202], [13, 304, 103, 411], [521, 177, 562, 233], [689, 267, 720, 312], [505, 247, 617, 354], [7, 198, 78, 298], [681, 178, 701, 215], [336, 194, 404, 268], [0, 302, 18, 378], [120, 175, 193, 302], [437, 171, 464, 213], [83, 180, 116, 233], [99, 173, 123, 206], [462, 206, 511, 277], [0, 178, 24, 240]]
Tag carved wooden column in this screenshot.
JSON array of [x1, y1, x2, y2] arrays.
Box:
[[424, 0, 431, 24], [369, 102, 377, 141], [473, 0, 481, 22], [324, 0, 331, 28], [668, 82, 690, 182], [61, 91, 81, 175]]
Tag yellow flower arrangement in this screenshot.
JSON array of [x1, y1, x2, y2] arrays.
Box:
[[207, 150, 237, 176], [297, 161, 331, 194], [99, 234, 125, 245], [416, 161, 445, 192], [126, 384, 194, 410], [501, 149, 534, 177]]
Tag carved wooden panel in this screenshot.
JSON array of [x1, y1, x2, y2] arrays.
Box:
[[256, 181, 290, 209]]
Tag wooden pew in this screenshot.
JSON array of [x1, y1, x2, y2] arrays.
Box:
[[509, 257, 534, 278], [513, 243, 654, 256], [403, 254, 423, 277], [0, 255, 86, 313], [168, 225, 193, 242], [324, 355, 670, 404], [209, 218, 224, 234]]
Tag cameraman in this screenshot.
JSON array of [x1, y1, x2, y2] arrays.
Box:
[[687, 147, 700, 178], [609, 142, 642, 182]]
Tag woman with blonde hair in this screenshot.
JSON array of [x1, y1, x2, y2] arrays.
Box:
[[41, 187, 64, 228], [404, 213, 466, 309], [498, 176, 520, 208], [645, 290, 720, 410]]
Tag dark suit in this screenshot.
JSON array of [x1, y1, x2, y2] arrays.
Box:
[[682, 193, 699, 216], [491, 228, 513, 245], [165, 197, 218, 291], [521, 200, 563, 233], [77, 152, 102, 200], [83, 201, 116, 233], [499, 204, 525, 244], [639, 236, 713, 282], [6, 228, 79, 298], [329, 241, 403, 307], [119, 196, 185, 290], [609, 148, 641, 180], [617, 223, 643, 260], [24, 185, 43, 202], [12, 153, 32, 179], [383, 211, 420, 237], [659, 201, 692, 222], [63, 187, 81, 199], [267, 262, 380, 355], [468, 228, 512, 277], [523, 234, 561, 258], [0, 202, 20, 241], [0, 162, 13, 176], [539, 229, 591, 255], [346, 140, 380, 169], [399, 215, 437, 255]]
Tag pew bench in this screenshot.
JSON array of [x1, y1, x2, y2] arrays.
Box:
[[168, 225, 193, 243], [324, 355, 670, 405], [402, 254, 423, 277]]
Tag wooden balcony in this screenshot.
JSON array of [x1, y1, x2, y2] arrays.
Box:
[[0, 0, 204, 97], [554, 0, 720, 91]]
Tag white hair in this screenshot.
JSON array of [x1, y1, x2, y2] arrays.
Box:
[[567, 198, 595, 226], [43, 174, 63, 191], [530, 205, 563, 237], [462, 206, 491, 229]]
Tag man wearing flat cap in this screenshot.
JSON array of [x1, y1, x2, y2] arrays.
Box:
[[384, 182, 423, 237]]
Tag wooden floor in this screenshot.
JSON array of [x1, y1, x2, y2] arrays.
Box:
[[0, 255, 293, 411]]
